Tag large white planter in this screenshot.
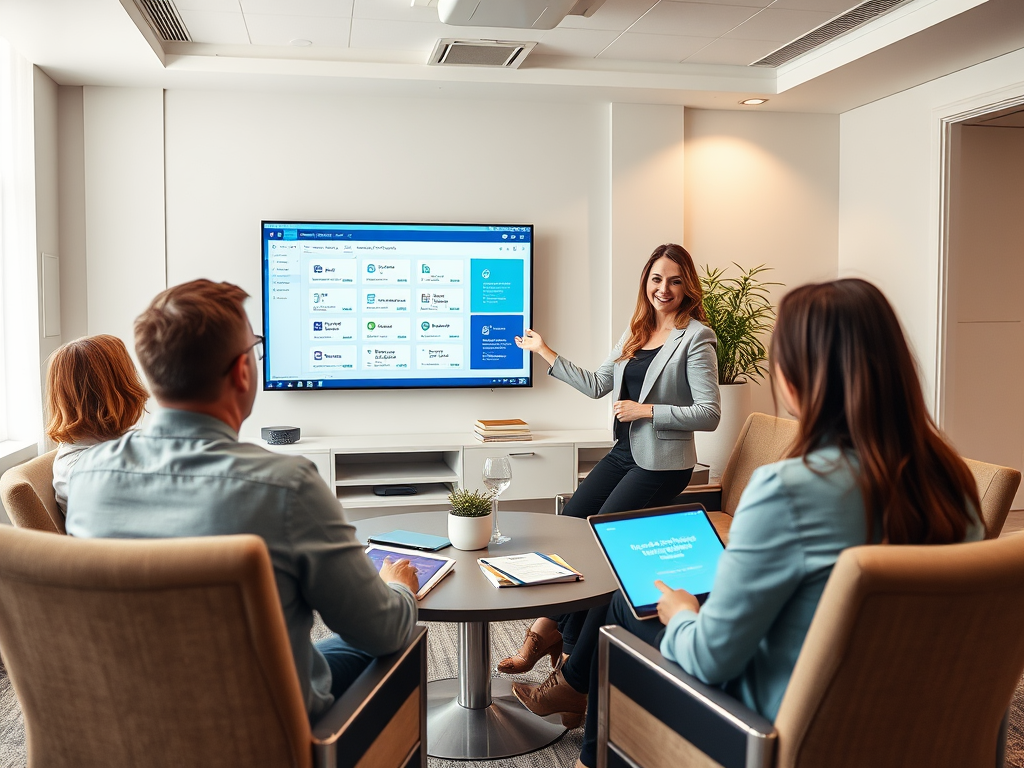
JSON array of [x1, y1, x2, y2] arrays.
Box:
[[694, 380, 752, 482], [448, 512, 493, 551]]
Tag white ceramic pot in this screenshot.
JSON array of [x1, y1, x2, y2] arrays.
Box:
[[694, 380, 752, 482], [448, 512, 493, 550]]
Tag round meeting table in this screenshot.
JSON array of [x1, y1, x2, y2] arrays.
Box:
[[353, 510, 618, 760]]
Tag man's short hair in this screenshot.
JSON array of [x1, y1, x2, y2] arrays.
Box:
[[135, 279, 251, 402]]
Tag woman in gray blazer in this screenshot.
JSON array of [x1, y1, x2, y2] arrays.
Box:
[[499, 244, 721, 683]]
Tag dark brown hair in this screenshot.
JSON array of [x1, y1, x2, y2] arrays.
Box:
[[619, 244, 706, 361], [771, 278, 980, 544], [134, 279, 251, 403], [45, 334, 148, 444]]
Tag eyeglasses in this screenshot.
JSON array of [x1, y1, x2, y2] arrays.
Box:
[[250, 335, 265, 362], [223, 335, 264, 375]]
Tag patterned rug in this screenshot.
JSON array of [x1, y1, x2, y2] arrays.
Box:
[[1, 620, 1021, 768]]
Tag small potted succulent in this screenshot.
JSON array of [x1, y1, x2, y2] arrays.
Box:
[[447, 487, 494, 551]]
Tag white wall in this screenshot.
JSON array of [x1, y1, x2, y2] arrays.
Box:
[[57, 85, 87, 343], [160, 90, 633, 439], [946, 125, 1024, 507], [67, 86, 844, 443], [82, 87, 166, 347], [839, 46, 1024, 416], [684, 109, 840, 416], [610, 103, 685, 338]]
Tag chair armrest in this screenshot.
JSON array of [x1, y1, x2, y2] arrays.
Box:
[[312, 624, 427, 768], [598, 625, 775, 768], [670, 483, 723, 513]]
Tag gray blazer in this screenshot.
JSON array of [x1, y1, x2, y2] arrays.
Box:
[[549, 320, 720, 471]]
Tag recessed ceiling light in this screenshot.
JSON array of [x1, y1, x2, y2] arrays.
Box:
[[740, 98, 768, 106], [290, 39, 312, 47]]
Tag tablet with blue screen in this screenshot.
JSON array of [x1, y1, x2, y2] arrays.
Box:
[[589, 503, 726, 621]]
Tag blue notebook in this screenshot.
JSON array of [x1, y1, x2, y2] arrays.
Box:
[[366, 529, 451, 552]]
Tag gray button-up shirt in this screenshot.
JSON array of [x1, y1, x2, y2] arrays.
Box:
[[66, 408, 417, 720]]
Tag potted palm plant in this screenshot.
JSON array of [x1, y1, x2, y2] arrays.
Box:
[[447, 488, 494, 550], [695, 264, 781, 479]]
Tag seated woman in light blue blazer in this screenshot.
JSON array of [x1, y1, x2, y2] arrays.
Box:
[[501, 244, 721, 705], [558, 278, 983, 768]]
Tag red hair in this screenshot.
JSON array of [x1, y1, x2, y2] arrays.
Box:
[[45, 335, 148, 444]]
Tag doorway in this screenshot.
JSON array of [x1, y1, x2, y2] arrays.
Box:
[[942, 103, 1024, 512]]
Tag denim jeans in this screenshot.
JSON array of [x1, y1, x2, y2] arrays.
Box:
[[315, 634, 376, 700]]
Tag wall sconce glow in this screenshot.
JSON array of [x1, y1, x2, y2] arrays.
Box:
[[740, 98, 768, 106]]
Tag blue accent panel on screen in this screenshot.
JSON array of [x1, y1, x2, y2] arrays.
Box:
[[470, 259, 524, 313], [471, 315, 524, 369]]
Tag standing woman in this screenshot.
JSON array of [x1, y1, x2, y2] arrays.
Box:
[[504, 244, 720, 680]]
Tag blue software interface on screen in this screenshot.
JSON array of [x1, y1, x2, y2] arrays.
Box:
[[594, 510, 724, 609], [261, 223, 532, 390]]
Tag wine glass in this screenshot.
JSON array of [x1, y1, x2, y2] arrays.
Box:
[[482, 456, 512, 545]]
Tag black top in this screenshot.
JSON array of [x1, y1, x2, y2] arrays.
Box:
[[614, 346, 662, 446]]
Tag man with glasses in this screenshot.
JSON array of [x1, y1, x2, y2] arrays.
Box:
[[66, 279, 419, 721]]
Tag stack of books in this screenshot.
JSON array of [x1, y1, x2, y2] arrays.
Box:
[[473, 418, 532, 442]]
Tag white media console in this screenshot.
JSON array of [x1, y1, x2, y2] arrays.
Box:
[[258, 429, 710, 520]]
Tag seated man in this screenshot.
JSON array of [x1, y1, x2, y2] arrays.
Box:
[[66, 279, 419, 720]]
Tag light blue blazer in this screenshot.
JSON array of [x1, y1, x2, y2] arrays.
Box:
[[660, 446, 984, 721], [548, 320, 720, 471]]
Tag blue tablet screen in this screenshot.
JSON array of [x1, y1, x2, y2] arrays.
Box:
[[592, 508, 724, 613]]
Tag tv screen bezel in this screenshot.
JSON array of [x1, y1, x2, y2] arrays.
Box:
[[260, 219, 535, 392]]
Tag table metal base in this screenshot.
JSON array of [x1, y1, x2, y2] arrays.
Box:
[[425, 620, 568, 760], [427, 677, 567, 760]]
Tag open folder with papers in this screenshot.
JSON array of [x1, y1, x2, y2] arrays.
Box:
[[478, 552, 582, 588]]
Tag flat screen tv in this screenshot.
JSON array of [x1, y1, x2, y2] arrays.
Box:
[[261, 221, 534, 391]]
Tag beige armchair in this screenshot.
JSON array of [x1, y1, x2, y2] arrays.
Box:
[[677, 413, 799, 542], [0, 449, 63, 533], [598, 532, 1024, 768], [678, 414, 1021, 541], [964, 458, 1021, 538], [0, 526, 427, 768]]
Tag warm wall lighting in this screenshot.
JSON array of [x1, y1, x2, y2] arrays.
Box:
[[740, 98, 768, 105]]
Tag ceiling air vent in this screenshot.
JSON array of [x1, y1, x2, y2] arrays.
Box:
[[429, 39, 537, 69], [133, 0, 191, 43], [752, 0, 913, 67]]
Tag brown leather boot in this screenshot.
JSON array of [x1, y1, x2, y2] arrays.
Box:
[[497, 629, 563, 674], [511, 668, 587, 729]]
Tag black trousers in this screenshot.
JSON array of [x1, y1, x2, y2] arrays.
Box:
[[572, 592, 665, 767], [561, 441, 695, 521], [555, 442, 693, 652]]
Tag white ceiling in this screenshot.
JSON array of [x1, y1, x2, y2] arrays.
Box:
[[1, 0, 1023, 112], [168, 0, 850, 67]]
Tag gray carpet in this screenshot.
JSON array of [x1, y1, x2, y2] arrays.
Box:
[[3, 622, 1022, 768]]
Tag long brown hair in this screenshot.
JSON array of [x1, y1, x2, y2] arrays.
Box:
[[619, 244, 705, 361], [771, 279, 980, 544], [45, 335, 149, 444]]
